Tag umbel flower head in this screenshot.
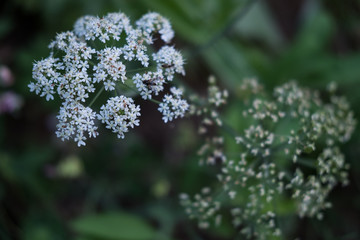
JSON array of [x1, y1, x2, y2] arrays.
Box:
[[181, 78, 356, 240], [29, 11, 188, 146]]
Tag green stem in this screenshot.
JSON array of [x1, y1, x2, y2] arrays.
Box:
[[88, 59, 96, 66], [127, 65, 157, 74], [296, 158, 317, 169], [89, 85, 105, 107], [149, 98, 162, 104]]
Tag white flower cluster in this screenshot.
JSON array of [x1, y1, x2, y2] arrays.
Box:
[[188, 76, 228, 134], [94, 47, 126, 90], [98, 96, 140, 139], [158, 87, 189, 123], [29, 11, 188, 146], [153, 46, 185, 81], [181, 78, 356, 239], [207, 76, 228, 107], [74, 13, 132, 42], [133, 69, 164, 100], [56, 101, 98, 147], [135, 12, 174, 43], [197, 136, 226, 165], [29, 57, 65, 101], [179, 188, 221, 230]]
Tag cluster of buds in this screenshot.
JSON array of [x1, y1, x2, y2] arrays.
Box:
[[188, 76, 228, 134], [181, 78, 356, 239], [29, 11, 188, 146]]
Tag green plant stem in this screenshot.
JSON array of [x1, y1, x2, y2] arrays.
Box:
[[127, 65, 156, 74], [89, 85, 105, 107], [88, 59, 96, 66], [296, 157, 317, 169], [149, 98, 161, 104]]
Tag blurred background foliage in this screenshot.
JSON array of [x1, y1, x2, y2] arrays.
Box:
[[1, 0, 360, 239]]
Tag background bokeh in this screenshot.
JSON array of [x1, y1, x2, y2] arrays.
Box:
[[1, 0, 360, 239]]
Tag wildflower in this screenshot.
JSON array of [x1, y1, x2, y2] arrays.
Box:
[[97, 96, 140, 139], [181, 78, 356, 239], [153, 46, 185, 81], [133, 69, 165, 100], [56, 100, 98, 147], [29, 11, 188, 146], [136, 12, 174, 43], [158, 87, 189, 123]]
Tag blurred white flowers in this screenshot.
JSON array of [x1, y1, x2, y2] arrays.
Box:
[[181, 78, 356, 239]]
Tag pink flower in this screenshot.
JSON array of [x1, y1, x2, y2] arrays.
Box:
[[0, 65, 14, 87], [0, 91, 23, 114]]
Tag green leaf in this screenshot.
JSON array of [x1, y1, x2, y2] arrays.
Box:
[[24, 225, 54, 240], [203, 39, 254, 88], [71, 212, 156, 240], [234, 1, 284, 49], [139, 0, 243, 44]]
